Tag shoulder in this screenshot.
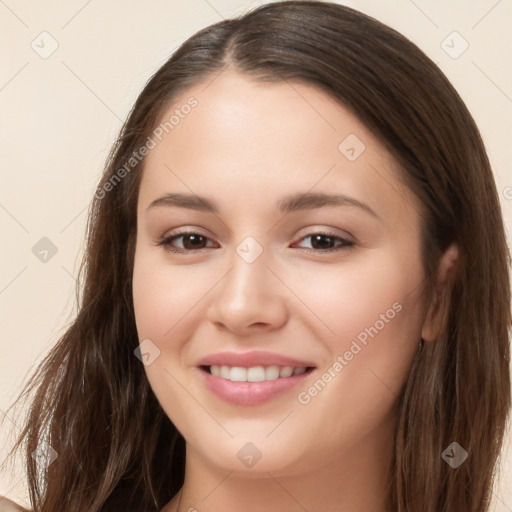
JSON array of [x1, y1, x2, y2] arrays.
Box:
[[0, 496, 30, 512]]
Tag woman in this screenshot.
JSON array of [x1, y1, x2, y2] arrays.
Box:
[[2, 1, 510, 511]]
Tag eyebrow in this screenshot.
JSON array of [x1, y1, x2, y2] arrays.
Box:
[[146, 191, 379, 218]]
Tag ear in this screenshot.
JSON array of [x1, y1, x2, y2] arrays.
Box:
[[421, 243, 461, 343]]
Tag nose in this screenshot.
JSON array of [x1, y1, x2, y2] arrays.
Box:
[[206, 245, 289, 335]]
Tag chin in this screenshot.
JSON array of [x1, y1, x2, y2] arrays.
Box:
[[188, 435, 310, 476]]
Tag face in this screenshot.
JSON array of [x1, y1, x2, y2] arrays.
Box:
[[132, 70, 430, 477]]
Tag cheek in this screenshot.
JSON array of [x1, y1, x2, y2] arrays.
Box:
[[132, 252, 214, 342], [290, 251, 425, 414], [132, 252, 211, 431], [288, 250, 425, 349], [288, 265, 424, 450]]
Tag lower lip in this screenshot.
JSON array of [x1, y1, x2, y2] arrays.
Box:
[[197, 367, 314, 406]]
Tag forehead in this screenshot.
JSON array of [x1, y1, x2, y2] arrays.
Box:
[[138, 70, 420, 226]]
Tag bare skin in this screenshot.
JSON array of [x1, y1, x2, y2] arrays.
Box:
[[131, 70, 458, 512]]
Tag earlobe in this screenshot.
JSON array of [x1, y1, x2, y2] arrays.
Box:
[[421, 243, 461, 343]]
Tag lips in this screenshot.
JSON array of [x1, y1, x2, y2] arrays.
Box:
[[196, 350, 317, 406]]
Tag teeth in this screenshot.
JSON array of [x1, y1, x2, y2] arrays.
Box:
[[280, 366, 294, 377], [247, 366, 265, 382], [208, 365, 308, 381], [229, 366, 248, 382]]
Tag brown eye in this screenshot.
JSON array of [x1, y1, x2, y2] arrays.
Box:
[[176, 234, 208, 250], [157, 232, 217, 253], [294, 232, 354, 253]]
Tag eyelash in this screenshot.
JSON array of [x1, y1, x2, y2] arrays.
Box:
[[156, 230, 354, 255]]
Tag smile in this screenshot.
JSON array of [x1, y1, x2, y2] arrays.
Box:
[[206, 365, 309, 382], [197, 365, 315, 406]]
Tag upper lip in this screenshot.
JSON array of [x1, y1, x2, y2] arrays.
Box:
[[197, 350, 316, 368]]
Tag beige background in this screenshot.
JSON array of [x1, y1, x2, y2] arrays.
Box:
[[1, 0, 511, 509]]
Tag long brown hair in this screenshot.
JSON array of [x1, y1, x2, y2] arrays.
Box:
[[3, 2, 510, 511]]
